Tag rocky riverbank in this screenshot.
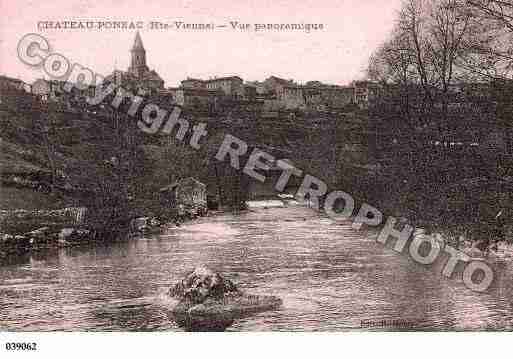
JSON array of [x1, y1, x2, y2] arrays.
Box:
[[0, 206, 211, 261], [0, 227, 93, 257], [0, 208, 91, 259]]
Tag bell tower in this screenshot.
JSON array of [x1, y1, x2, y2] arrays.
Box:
[[128, 31, 149, 77]]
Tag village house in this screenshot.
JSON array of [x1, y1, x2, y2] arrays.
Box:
[[277, 86, 305, 109], [205, 76, 244, 98], [31, 79, 96, 109], [179, 76, 245, 98], [105, 31, 165, 95], [181, 78, 206, 89], [277, 84, 355, 110], [19, 31, 383, 113], [352, 80, 381, 109], [0, 75, 32, 104], [159, 177, 208, 217], [31, 79, 60, 102], [243, 85, 257, 101], [0, 75, 25, 91], [172, 74, 382, 112], [168, 86, 220, 109], [263, 76, 296, 96], [171, 76, 246, 108], [30, 32, 167, 109], [245, 81, 267, 95]]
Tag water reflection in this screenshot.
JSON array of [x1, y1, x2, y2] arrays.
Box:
[[92, 302, 170, 331], [0, 253, 31, 267], [169, 313, 235, 332]]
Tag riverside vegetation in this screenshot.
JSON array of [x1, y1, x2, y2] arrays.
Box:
[[1, 79, 512, 260], [2, 0, 513, 259]]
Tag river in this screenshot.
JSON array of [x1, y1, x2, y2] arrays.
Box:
[[1, 205, 513, 331]]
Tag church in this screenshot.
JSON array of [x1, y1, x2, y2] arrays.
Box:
[[106, 32, 165, 94]]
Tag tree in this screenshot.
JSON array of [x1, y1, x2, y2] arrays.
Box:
[[366, 0, 512, 242], [368, 0, 498, 137], [468, 0, 513, 31], [64, 108, 152, 239], [466, 0, 513, 78]]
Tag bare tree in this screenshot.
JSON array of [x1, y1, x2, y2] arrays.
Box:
[[466, 0, 513, 78], [369, 0, 492, 131], [468, 0, 513, 31]]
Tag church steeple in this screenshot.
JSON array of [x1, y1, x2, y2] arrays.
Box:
[[128, 31, 149, 77], [132, 31, 145, 51]]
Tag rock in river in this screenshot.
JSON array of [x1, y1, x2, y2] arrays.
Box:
[[168, 266, 282, 331]]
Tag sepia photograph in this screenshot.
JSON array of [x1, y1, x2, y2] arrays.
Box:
[[0, 0, 512, 355]]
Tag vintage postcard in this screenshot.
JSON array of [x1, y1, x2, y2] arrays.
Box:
[[0, 0, 512, 355]]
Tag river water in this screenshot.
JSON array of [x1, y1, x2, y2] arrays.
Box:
[[1, 205, 513, 331]]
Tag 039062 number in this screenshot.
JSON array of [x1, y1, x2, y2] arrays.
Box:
[[5, 342, 37, 351]]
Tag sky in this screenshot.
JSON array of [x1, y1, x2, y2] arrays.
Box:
[[0, 0, 403, 87]]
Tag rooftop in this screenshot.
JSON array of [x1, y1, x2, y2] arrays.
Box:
[[206, 76, 243, 83], [0, 75, 23, 83]]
